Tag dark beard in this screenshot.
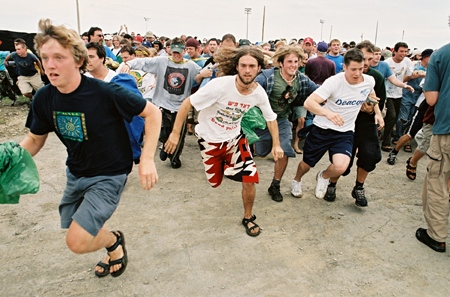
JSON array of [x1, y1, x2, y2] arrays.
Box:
[[237, 73, 255, 85]]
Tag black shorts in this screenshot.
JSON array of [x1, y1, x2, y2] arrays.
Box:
[[343, 122, 381, 176], [303, 125, 354, 168]]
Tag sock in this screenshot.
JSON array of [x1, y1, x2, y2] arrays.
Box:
[[329, 182, 337, 188], [355, 181, 364, 189], [392, 148, 398, 154], [272, 178, 280, 186]]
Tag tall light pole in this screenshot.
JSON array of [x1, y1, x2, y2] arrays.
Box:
[[245, 8, 252, 39], [76, 0, 81, 34], [144, 17, 151, 33], [320, 19, 325, 41]]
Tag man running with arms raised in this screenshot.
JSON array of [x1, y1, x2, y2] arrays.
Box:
[[164, 47, 284, 236]]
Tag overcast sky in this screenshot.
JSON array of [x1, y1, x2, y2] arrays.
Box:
[[2, 0, 449, 50]]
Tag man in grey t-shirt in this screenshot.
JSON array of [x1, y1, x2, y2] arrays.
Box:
[[121, 37, 212, 168]]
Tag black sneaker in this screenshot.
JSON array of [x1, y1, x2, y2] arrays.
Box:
[[416, 228, 446, 253], [171, 155, 181, 169], [387, 150, 397, 165], [324, 185, 336, 202], [160, 148, 168, 161], [268, 184, 283, 202], [352, 187, 368, 207]]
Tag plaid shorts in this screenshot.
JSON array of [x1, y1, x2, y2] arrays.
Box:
[[197, 132, 259, 188]]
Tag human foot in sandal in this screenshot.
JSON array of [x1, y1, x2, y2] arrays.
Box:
[[242, 215, 261, 237], [406, 157, 417, 180], [95, 231, 127, 277], [108, 231, 127, 277]]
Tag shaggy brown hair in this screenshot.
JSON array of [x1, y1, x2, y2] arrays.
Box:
[[214, 47, 265, 77], [34, 19, 88, 72]]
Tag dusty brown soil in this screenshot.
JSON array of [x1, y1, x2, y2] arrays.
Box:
[[1, 101, 449, 296]]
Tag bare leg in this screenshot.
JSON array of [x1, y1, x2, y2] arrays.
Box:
[[66, 221, 124, 274], [293, 117, 305, 153], [274, 155, 288, 180], [395, 134, 413, 151], [356, 167, 369, 183], [23, 93, 33, 100], [294, 160, 311, 182], [411, 149, 425, 164], [322, 154, 351, 180], [242, 182, 259, 234]]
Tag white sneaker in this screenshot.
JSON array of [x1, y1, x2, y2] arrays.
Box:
[[315, 170, 330, 199], [291, 179, 303, 198]]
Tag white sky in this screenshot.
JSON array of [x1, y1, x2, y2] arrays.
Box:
[[2, 0, 449, 50]]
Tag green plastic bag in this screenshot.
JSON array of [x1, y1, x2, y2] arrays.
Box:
[[241, 107, 267, 145], [0, 141, 40, 204]]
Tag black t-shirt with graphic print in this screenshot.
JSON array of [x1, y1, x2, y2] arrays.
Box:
[[26, 75, 147, 177]]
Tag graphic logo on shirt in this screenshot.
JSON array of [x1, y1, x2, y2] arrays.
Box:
[[335, 89, 370, 107], [360, 89, 371, 97], [164, 66, 188, 95], [210, 101, 251, 131], [53, 111, 88, 142]]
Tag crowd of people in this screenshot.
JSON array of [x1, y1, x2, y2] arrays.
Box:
[[1, 18, 449, 278]]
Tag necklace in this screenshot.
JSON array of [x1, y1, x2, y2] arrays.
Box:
[[236, 78, 254, 91], [280, 70, 296, 84]]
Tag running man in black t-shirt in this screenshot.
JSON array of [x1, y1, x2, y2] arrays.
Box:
[[19, 19, 161, 278]]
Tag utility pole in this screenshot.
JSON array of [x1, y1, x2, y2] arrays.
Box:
[[76, 0, 81, 34], [320, 19, 325, 41], [329, 25, 333, 42], [261, 6, 266, 41], [375, 21, 378, 46], [245, 8, 252, 39], [144, 17, 151, 33], [402, 30, 405, 41]]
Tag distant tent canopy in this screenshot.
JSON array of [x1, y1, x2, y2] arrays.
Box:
[[0, 30, 37, 55]]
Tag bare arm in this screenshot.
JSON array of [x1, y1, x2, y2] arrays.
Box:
[[35, 59, 45, 75], [266, 120, 284, 161], [3, 54, 11, 65], [164, 97, 192, 154], [195, 68, 213, 84], [387, 74, 414, 92], [19, 132, 49, 156], [403, 71, 425, 82], [138, 101, 162, 190], [424, 91, 439, 106], [304, 93, 344, 127]]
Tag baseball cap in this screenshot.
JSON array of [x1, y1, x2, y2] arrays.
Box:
[[304, 37, 313, 44], [145, 31, 155, 38], [421, 49, 433, 59], [410, 49, 421, 58], [238, 39, 251, 48], [171, 42, 186, 53], [381, 50, 392, 59], [104, 34, 112, 40], [317, 41, 328, 53], [185, 38, 199, 48], [133, 36, 143, 43]]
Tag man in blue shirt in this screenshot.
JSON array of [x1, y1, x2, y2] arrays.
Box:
[[3, 39, 45, 104], [416, 37, 450, 253], [87, 27, 117, 62], [326, 39, 344, 74]]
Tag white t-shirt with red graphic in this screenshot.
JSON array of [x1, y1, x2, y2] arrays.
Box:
[[190, 75, 277, 143]]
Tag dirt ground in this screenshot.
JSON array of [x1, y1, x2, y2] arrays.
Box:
[[1, 99, 450, 297]]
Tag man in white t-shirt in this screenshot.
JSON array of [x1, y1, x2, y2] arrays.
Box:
[[164, 47, 284, 237], [120, 38, 213, 169], [381, 42, 413, 151], [85, 42, 117, 82], [291, 49, 376, 200]]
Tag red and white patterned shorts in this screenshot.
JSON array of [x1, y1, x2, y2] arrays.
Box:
[[197, 132, 259, 188]]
